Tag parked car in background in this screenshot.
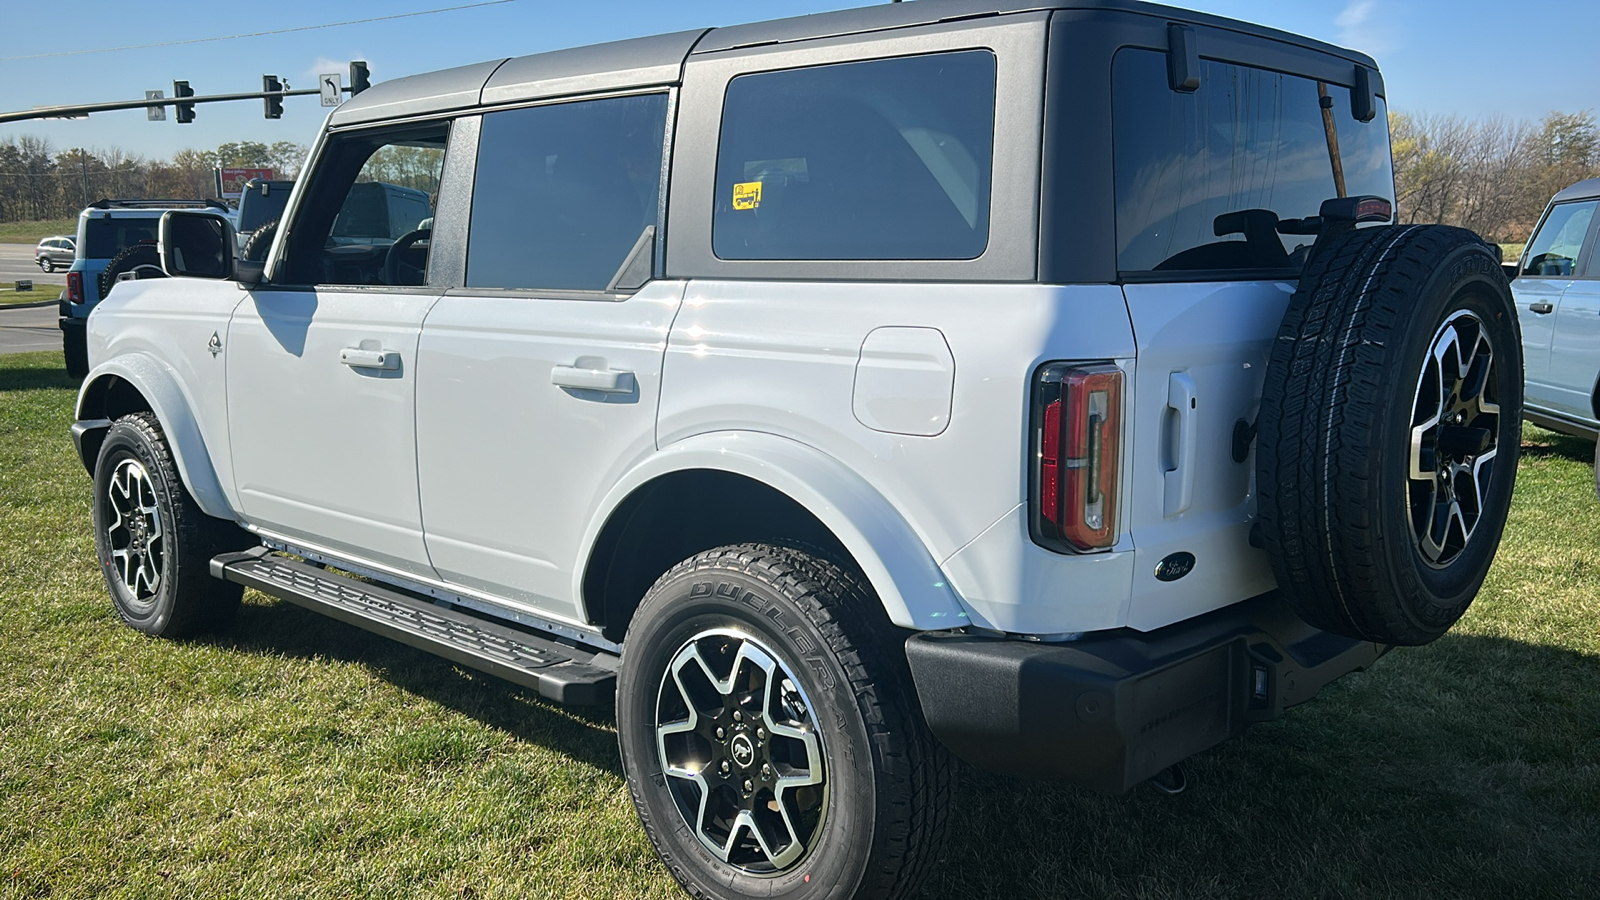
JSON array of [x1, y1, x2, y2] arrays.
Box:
[[1512, 177, 1600, 440], [34, 235, 76, 272], [59, 198, 228, 377]]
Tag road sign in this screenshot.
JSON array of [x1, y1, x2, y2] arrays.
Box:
[[145, 90, 165, 121], [320, 73, 342, 107]]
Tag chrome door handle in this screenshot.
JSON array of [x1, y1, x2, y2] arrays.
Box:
[[552, 364, 635, 393], [1529, 302, 1554, 314], [340, 347, 400, 370]]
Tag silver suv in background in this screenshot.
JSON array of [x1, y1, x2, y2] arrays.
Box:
[[1512, 177, 1600, 440], [34, 235, 76, 272]]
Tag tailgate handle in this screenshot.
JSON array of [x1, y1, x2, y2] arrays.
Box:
[[1163, 372, 1198, 517]]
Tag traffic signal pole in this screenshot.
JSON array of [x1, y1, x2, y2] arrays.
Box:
[[0, 63, 371, 125]]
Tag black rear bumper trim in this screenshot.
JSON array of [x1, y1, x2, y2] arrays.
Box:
[[905, 592, 1386, 793]]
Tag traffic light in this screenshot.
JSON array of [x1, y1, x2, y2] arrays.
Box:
[[349, 61, 371, 96], [173, 80, 195, 123], [263, 75, 283, 119]]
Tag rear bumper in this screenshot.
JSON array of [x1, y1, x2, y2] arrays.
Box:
[[905, 592, 1387, 793]]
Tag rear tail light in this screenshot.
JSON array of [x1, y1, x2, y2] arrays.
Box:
[[67, 271, 83, 305], [1031, 363, 1123, 552]]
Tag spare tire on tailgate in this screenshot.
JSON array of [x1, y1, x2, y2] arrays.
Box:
[[1256, 224, 1522, 646]]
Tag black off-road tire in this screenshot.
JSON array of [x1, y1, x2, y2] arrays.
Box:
[[241, 218, 279, 263], [99, 243, 166, 298], [92, 413, 251, 637], [1257, 225, 1522, 646], [617, 544, 952, 900]]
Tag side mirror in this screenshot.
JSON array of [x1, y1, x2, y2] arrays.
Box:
[[159, 211, 236, 281]]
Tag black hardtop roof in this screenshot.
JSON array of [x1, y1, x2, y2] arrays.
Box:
[[330, 0, 1377, 128], [1552, 177, 1600, 203]]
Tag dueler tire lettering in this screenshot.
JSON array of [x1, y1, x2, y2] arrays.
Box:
[[1256, 225, 1523, 646], [616, 544, 952, 900]]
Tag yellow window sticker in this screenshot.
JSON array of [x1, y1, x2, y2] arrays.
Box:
[[732, 181, 762, 211]]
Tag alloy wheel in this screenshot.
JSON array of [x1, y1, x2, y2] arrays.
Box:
[[654, 628, 827, 874], [1407, 310, 1500, 566], [105, 458, 165, 603]]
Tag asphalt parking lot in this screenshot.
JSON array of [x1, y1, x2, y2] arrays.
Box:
[[0, 243, 69, 287], [0, 303, 61, 355]]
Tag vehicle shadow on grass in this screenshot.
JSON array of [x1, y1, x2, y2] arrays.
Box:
[[1519, 425, 1596, 464], [0, 359, 77, 392], [206, 596, 626, 777], [923, 631, 1600, 900]]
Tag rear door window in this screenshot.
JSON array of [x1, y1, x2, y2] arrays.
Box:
[[712, 50, 996, 261], [466, 94, 668, 292], [1521, 200, 1597, 277], [1112, 48, 1393, 276]]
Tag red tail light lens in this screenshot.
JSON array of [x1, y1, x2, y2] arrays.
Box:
[[67, 271, 83, 304], [1031, 363, 1123, 552]]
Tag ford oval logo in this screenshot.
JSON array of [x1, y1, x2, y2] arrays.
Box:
[[1155, 552, 1196, 582]]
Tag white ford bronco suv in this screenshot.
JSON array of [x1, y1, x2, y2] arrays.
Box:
[[71, 2, 1522, 897]]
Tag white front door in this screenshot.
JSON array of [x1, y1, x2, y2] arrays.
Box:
[[227, 289, 439, 577], [227, 119, 450, 578]]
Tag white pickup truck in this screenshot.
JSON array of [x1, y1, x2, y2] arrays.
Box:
[[70, 2, 1521, 897]]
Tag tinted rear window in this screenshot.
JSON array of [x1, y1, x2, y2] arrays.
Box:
[[1112, 49, 1393, 275], [713, 50, 996, 261], [83, 218, 159, 259]]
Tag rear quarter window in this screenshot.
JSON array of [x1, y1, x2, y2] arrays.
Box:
[[1112, 48, 1393, 277], [712, 50, 997, 261]]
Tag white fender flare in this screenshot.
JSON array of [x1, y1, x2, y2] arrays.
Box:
[[576, 430, 970, 631], [75, 355, 232, 520]]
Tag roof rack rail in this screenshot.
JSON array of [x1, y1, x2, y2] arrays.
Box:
[[88, 198, 229, 211]]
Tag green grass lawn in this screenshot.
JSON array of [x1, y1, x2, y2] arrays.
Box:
[[0, 219, 78, 246], [2, 350, 1597, 899], [1, 283, 61, 306]]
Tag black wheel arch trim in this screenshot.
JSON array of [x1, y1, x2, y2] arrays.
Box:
[[72, 418, 113, 476]]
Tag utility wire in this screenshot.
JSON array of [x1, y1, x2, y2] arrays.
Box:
[[0, 0, 520, 62]]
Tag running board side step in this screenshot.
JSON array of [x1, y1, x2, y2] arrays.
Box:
[[210, 547, 617, 704]]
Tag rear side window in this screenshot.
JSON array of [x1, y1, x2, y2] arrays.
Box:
[[713, 50, 996, 261], [1521, 200, 1597, 277], [1112, 48, 1393, 276], [83, 218, 158, 259], [467, 94, 668, 292]]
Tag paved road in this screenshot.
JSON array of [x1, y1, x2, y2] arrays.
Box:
[[1, 243, 69, 288], [0, 303, 62, 355]]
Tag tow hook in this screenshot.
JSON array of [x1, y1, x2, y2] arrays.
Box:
[[1147, 764, 1188, 796]]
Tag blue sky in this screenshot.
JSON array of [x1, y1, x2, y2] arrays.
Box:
[[2, 0, 1595, 160]]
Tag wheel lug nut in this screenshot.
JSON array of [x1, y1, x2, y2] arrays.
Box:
[[715, 727, 725, 740], [743, 779, 753, 793], [721, 760, 731, 775], [756, 727, 766, 740], [761, 763, 773, 779], [732, 710, 742, 722]]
